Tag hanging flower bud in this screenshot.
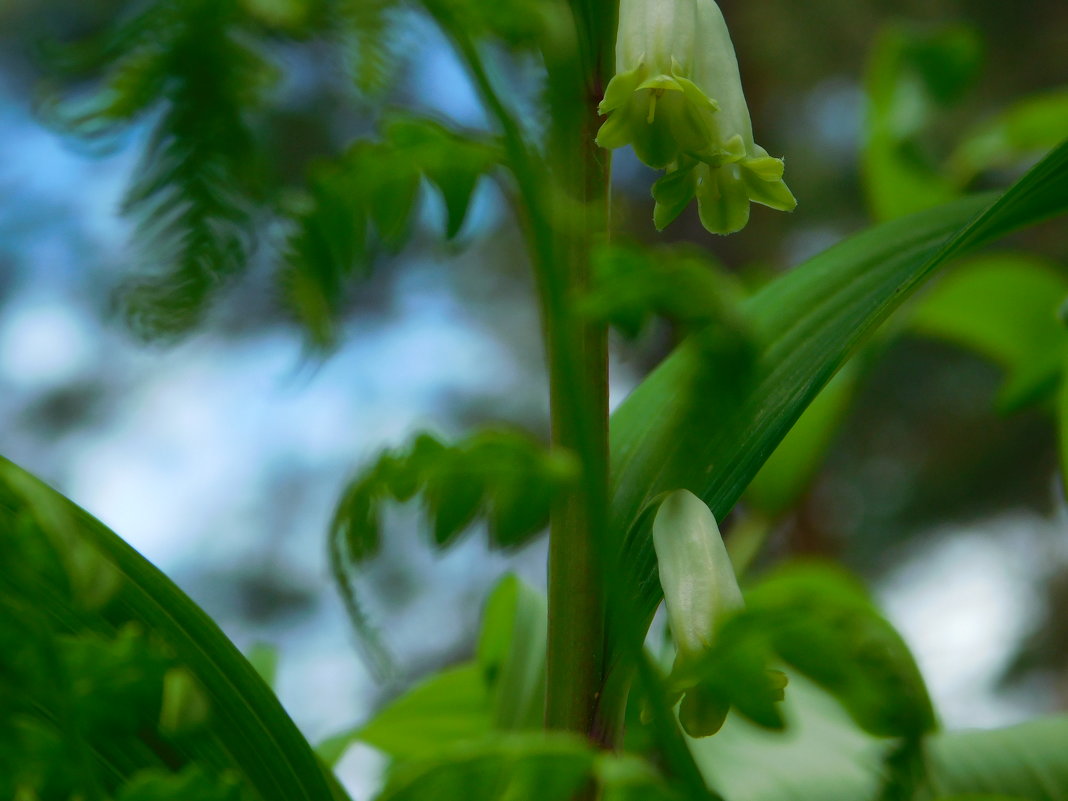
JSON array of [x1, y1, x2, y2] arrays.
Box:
[[596, 0, 796, 234], [652, 489, 743, 666], [652, 489, 744, 736]]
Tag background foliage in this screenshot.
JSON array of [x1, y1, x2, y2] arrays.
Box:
[[1, 0, 1067, 798]]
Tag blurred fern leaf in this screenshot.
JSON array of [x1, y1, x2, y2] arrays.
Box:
[[48, 0, 277, 339], [283, 116, 499, 346], [328, 429, 576, 676]]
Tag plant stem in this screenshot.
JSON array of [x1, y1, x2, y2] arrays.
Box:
[[429, 1, 615, 746], [539, 2, 617, 742], [544, 105, 611, 740]]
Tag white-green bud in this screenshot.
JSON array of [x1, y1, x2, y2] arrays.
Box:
[[597, 0, 796, 234], [652, 489, 742, 666]]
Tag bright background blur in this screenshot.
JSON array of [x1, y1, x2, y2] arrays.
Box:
[[1, 0, 1066, 793]]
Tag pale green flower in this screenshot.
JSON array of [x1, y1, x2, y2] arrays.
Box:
[[597, 0, 796, 234]]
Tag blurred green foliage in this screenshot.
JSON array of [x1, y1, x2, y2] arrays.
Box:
[[1, 0, 1068, 799], [0, 458, 335, 801]]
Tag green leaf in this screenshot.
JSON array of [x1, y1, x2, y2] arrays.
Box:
[[670, 563, 932, 743], [1059, 353, 1068, 500], [282, 150, 372, 348], [608, 140, 1068, 661], [48, 2, 276, 340], [745, 362, 859, 516], [0, 456, 338, 801], [929, 716, 1068, 800], [691, 673, 884, 801], [245, 642, 280, 688], [336, 0, 399, 94], [908, 253, 1068, 412], [425, 457, 487, 547], [596, 753, 681, 801], [320, 573, 547, 767], [950, 88, 1068, 184], [329, 430, 574, 669], [425, 0, 549, 49], [116, 766, 245, 801], [284, 119, 498, 347], [741, 565, 934, 739], [385, 117, 499, 240], [862, 24, 980, 220], [373, 734, 594, 801], [159, 666, 212, 736], [358, 664, 493, 761], [583, 244, 748, 340], [476, 575, 547, 731], [692, 672, 1068, 801]]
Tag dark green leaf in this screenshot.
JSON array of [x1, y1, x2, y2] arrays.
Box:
[[742, 564, 934, 739], [583, 244, 747, 340], [745, 362, 859, 516], [0, 457, 338, 801], [426, 458, 487, 547], [116, 767, 245, 801]]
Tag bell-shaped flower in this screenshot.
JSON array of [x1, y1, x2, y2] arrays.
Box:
[[596, 0, 796, 234], [651, 490, 787, 737]]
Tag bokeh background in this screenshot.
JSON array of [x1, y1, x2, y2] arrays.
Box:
[[1, 0, 1066, 793]]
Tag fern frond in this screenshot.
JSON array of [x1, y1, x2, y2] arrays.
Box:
[[281, 116, 499, 347], [117, 2, 275, 338], [49, 0, 276, 340], [335, 0, 399, 96]]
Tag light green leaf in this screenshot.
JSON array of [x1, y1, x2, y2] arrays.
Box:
[[950, 88, 1068, 184], [608, 140, 1068, 659], [929, 716, 1068, 800], [692, 673, 882, 801], [862, 24, 980, 220], [356, 664, 493, 761], [596, 753, 679, 801], [320, 574, 547, 766], [373, 733, 594, 801], [477, 575, 547, 731], [693, 672, 1067, 801]]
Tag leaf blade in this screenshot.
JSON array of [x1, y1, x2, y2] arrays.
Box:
[[0, 457, 338, 801], [608, 140, 1068, 647]]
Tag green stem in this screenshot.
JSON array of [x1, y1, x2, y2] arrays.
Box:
[[544, 106, 611, 740], [541, 2, 615, 742], [429, 5, 614, 744]]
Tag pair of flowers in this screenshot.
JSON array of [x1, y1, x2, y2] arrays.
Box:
[[597, 0, 796, 234]]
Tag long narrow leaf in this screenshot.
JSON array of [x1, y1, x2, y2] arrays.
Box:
[[608, 140, 1068, 644], [0, 457, 338, 801]]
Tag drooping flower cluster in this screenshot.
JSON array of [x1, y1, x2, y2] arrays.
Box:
[[597, 0, 796, 234]]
